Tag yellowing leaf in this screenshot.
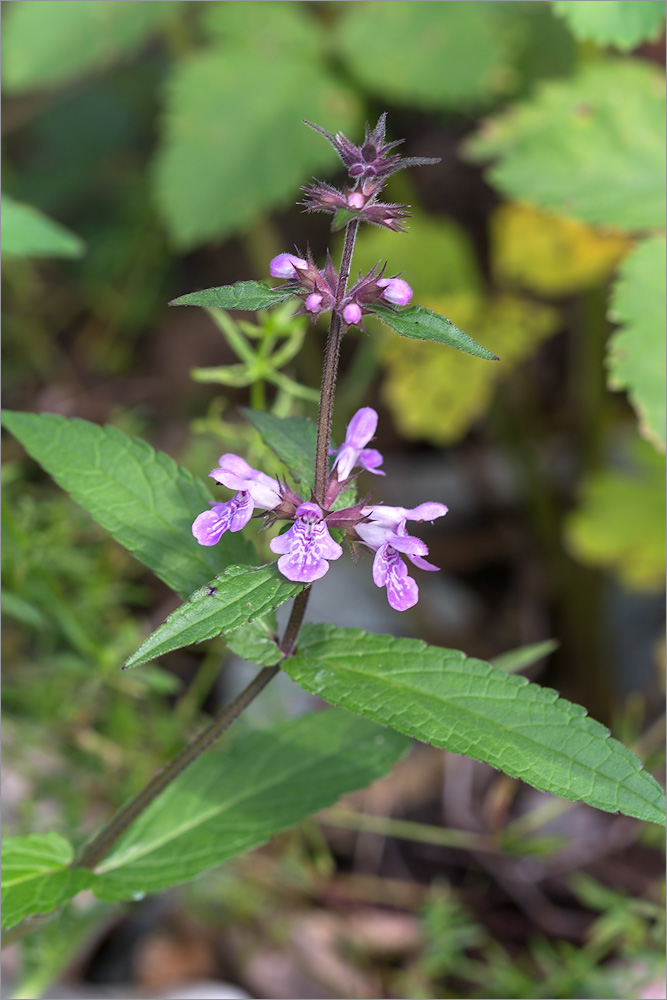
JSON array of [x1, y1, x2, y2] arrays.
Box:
[[492, 202, 632, 297], [379, 294, 559, 445], [564, 439, 666, 591]]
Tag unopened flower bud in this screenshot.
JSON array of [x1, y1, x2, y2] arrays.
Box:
[[343, 302, 362, 326], [305, 292, 323, 313], [377, 277, 412, 306], [270, 253, 308, 279], [347, 192, 365, 209]]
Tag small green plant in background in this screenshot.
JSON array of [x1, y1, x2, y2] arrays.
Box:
[[2, 2, 665, 997]]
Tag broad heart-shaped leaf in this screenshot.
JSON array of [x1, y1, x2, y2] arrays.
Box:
[[606, 235, 667, 452], [169, 281, 293, 313], [465, 59, 666, 231], [152, 33, 360, 249], [242, 409, 318, 491], [1, 411, 254, 601], [370, 304, 499, 361], [1, 194, 85, 259], [91, 710, 409, 901], [553, 1, 666, 51], [2, 833, 94, 931], [284, 626, 666, 827], [1, 1, 183, 94], [125, 565, 303, 670], [336, 2, 519, 110]]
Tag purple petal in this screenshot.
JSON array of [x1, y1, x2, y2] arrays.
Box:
[[345, 408, 378, 449], [209, 455, 281, 510], [342, 302, 362, 325], [357, 448, 385, 475], [192, 494, 253, 545], [270, 253, 308, 279], [377, 277, 413, 306], [404, 502, 448, 522], [372, 544, 419, 611], [306, 292, 323, 313], [270, 502, 342, 583]]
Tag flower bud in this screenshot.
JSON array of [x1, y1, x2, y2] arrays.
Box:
[[270, 253, 308, 279], [305, 292, 323, 313], [342, 302, 362, 326], [377, 277, 413, 306]]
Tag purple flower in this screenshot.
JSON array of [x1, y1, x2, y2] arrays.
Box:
[[355, 502, 447, 611], [377, 277, 412, 306], [270, 253, 308, 279], [270, 502, 343, 582], [330, 407, 385, 481], [342, 302, 362, 326], [300, 180, 411, 233], [192, 455, 281, 546]]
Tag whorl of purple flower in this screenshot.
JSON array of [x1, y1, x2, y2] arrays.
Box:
[[300, 180, 410, 234], [269, 502, 343, 583], [330, 407, 385, 481], [303, 114, 440, 196], [355, 502, 448, 611], [192, 455, 282, 546]]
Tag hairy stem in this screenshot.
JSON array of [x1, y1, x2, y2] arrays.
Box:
[[313, 219, 359, 503], [75, 665, 279, 870]]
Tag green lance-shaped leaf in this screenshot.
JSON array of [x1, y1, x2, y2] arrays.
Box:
[[1, 411, 254, 601], [283, 625, 666, 827], [125, 565, 303, 670], [2, 833, 94, 931], [226, 614, 283, 667], [370, 304, 499, 361], [553, 1, 666, 51], [1, 194, 85, 260], [242, 409, 318, 490], [91, 710, 409, 901], [169, 281, 293, 312]]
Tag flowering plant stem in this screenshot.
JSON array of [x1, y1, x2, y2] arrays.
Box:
[[72, 225, 359, 875], [314, 219, 359, 503]]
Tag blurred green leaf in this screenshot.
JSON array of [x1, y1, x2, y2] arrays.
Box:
[[226, 614, 282, 667], [565, 439, 666, 590], [379, 294, 559, 445], [337, 2, 519, 109], [491, 639, 559, 673], [201, 0, 324, 56], [152, 6, 360, 249], [170, 282, 293, 312], [2, 833, 93, 930], [241, 410, 318, 490], [284, 625, 667, 826], [1, 194, 85, 259], [466, 60, 666, 230], [350, 213, 482, 299], [607, 235, 667, 452], [553, 1, 666, 50], [371, 304, 499, 360], [1, 412, 255, 601], [2, 1, 182, 93], [92, 710, 410, 901], [125, 565, 303, 670]]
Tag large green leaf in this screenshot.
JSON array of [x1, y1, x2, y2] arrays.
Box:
[[242, 410, 318, 491], [2, 1, 182, 93], [169, 281, 293, 312], [152, 4, 360, 249], [226, 614, 282, 667], [91, 710, 409, 901], [370, 304, 499, 361], [1, 411, 254, 601], [337, 2, 519, 110], [125, 565, 303, 670], [284, 625, 666, 826], [607, 235, 667, 452], [553, 1, 666, 50], [565, 440, 666, 591], [2, 833, 93, 931], [466, 60, 666, 231], [1, 195, 85, 260]]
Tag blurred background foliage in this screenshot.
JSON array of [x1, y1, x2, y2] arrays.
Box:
[[2, 2, 665, 998]]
